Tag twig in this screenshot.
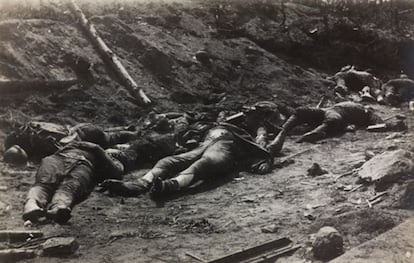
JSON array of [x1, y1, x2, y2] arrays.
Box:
[[185, 251, 206, 262], [369, 191, 388, 202], [349, 184, 363, 192], [334, 170, 356, 181], [365, 199, 372, 208], [280, 147, 315, 162], [370, 197, 384, 206]]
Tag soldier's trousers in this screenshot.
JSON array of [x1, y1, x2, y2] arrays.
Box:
[[25, 155, 95, 212], [148, 139, 237, 188], [283, 107, 346, 142]]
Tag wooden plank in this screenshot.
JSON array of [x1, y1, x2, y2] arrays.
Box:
[[0, 230, 43, 242], [207, 237, 292, 263]]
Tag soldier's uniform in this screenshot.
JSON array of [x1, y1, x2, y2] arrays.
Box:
[[23, 142, 126, 224], [331, 66, 383, 102], [4, 122, 138, 159], [101, 123, 274, 199], [279, 101, 383, 143], [381, 77, 414, 106]]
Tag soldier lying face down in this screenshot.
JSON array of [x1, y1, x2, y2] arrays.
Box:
[[329, 66, 384, 103], [22, 131, 181, 224], [22, 141, 128, 224], [275, 101, 386, 144], [381, 75, 414, 106]]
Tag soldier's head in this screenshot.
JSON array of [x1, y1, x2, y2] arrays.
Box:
[[70, 123, 108, 148], [244, 101, 284, 132]]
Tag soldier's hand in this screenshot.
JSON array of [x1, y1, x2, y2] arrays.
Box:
[[99, 179, 127, 195], [254, 162, 272, 174]]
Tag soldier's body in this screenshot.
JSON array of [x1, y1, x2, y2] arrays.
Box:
[[4, 122, 139, 160], [275, 101, 384, 144], [100, 101, 289, 200], [330, 66, 384, 103], [23, 141, 128, 224], [381, 77, 414, 106]]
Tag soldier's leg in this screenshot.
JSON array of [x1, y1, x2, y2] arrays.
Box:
[[102, 146, 207, 196], [298, 110, 344, 142], [298, 123, 329, 142], [47, 164, 94, 224], [269, 107, 324, 152], [23, 156, 64, 222], [150, 140, 235, 198]]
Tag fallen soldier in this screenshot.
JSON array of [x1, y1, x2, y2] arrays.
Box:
[[4, 121, 139, 160], [23, 141, 128, 224], [329, 65, 383, 103], [100, 119, 286, 199], [23, 131, 183, 224], [381, 75, 414, 106], [276, 101, 386, 144]]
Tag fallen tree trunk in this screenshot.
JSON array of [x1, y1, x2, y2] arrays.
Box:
[[67, 0, 152, 107], [0, 79, 78, 95]]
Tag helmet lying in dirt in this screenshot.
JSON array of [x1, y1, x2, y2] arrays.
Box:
[[3, 145, 28, 165]]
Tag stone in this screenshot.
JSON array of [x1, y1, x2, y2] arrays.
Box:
[[41, 237, 79, 256], [312, 226, 344, 260], [261, 224, 279, 233], [307, 163, 327, 177], [358, 150, 414, 186]]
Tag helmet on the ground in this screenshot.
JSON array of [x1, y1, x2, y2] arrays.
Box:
[[3, 145, 28, 165]]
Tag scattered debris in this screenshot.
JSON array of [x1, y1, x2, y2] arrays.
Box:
[[334, 170, 357, 181], [261, 224, 279, 234], [41, 237, 79, 257], [307, 163, 327, 177], [0, 230, 43, 242], [304, 212, 316, 221], [349, 184, 364, 192], [312, 226, 344, 261], [385, 132, 403, 140], [367, 123, 387, 132], [185, 251, 206, 262], [358, 150, 414, 187], [207, 237, 300, 263]]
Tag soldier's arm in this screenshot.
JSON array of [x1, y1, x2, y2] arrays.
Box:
[[74, 142, 124, 179]]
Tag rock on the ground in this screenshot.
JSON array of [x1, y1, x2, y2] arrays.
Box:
[[312, 226, 344, 261], [41, 237, 79, 257], [307, 163, 327, 177], [358, 150, 414, 186]]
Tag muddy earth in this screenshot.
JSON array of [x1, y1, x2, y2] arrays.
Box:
[[0, 0, 414, 262]]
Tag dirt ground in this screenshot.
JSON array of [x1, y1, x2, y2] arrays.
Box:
[[0, 0, 414, 262]]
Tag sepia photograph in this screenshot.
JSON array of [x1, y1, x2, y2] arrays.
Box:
[[0, 0, 413, 262]]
